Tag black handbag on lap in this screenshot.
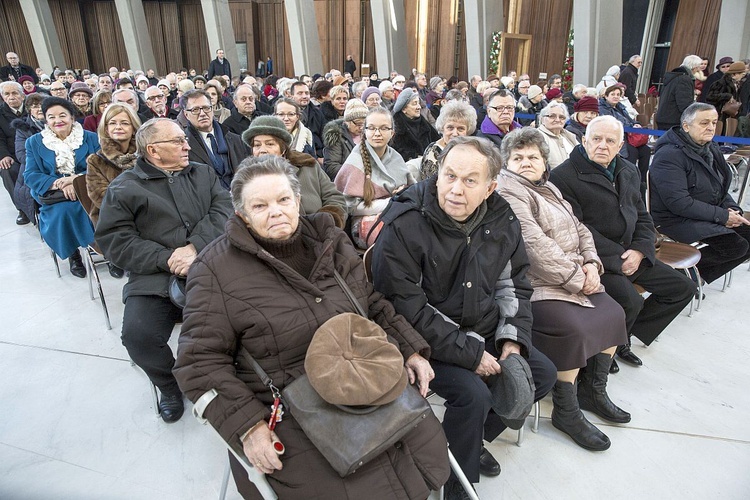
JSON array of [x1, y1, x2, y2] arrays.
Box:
[[38, 189, 68, 205]]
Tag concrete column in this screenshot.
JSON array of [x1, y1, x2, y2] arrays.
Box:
[[638, 0, 665, 94], [18, 0, 66, 72], [283, 0, 324, 76], [113, 0, 157, 72], [716, 0, 750, 62], [200, 0, 240, 76], [464, 0, 504, 79], [369, 0, 410, 77], [573, 0, 623, 88]]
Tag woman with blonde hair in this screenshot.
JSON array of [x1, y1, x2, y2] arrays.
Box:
[[336, 107, 414, 248], [321, 84, 349, 121], [204, 79, 231, 123]]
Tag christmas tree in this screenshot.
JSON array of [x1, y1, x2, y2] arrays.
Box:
[[561, 28, 574, 91], [488, 31, 502, 76]]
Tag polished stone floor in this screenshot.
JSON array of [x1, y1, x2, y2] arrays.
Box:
[[1, 192, 748, 500]]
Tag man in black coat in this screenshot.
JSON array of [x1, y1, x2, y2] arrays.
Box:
[[221, 83, 267, 135], [344, 54, 356, 76], [551, 116, 695, 368], [290, 81, 325, 157], [139, 86, 179, 122], [655, 55, 701, 130], [207, 49, 231, 80], [618, 55, 642, 106], [650, 103, 750, 283], [373, 136, 555, 496], [96, 118, 231, 423], [0, 81, 29, 224], [0, 52, 37, 84], [181, 90, 249, 190]]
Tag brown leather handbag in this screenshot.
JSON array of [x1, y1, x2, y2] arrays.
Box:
[[722, 98, 741, 118]]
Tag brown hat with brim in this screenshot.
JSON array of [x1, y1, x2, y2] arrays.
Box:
[[305, 313, 407, 406]]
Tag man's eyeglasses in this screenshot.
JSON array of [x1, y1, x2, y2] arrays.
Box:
[[185, 106, 213, 116], [489, 105, 515, 113], [152, 137, 189, 146], [147, 95, 166, 102], [544, 114, 566, 121]]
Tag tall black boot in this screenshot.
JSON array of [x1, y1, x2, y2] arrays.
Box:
[[551, 381, 610, 451], [616, 335, 642, 366], [578, 353, 631, 423]]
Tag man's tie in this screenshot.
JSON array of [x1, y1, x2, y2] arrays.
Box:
[[207, 133, 219, 158]]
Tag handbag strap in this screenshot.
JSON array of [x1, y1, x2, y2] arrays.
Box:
[[239, 345, 274, 388], [333, 270, 367, 317]]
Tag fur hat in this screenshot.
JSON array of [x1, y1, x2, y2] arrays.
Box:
[[726, 62, 746, 75], [527, 85, 543, 100], [393, 87, 417, 113], [574, 96, 599, 113], [716, 57, 733, 70], [487, 353, 536, 430], [241, 115, 292, 148], [69, 82, 93, 98], [305, 313, 407, 406], [41, 96, 78, 117], [545, 88, 562, 101], [360, 86, 381, 104], [344, 99, 368, 122]]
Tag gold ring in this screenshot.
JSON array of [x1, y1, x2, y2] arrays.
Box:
[[256, 461, 262, 467]]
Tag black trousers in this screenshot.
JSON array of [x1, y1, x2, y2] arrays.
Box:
[[0, 161, 20, 210], [697, 225, 750, 284], [600, 260, 695, 346], [121, 295, 183, 395], [430, 344, 556, 483]]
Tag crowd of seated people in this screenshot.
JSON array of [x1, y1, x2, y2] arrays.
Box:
[[3, 48, 750, 500]]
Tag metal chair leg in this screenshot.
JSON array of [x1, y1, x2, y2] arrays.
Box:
[[516, 422, 525, 446], [219, 457, 231, 500], [532, 400, 540, 433], [151, 382, 160, 416], [447, 447, 479, 500], [51, 248, 61, 278], [695, 267, 703, 312], [85, 247, 112, 329]]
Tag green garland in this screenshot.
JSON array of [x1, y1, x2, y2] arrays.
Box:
[[488, 31, 502, 76], [561, 28, 574, 91]]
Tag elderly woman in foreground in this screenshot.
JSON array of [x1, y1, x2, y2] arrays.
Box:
[[173, 156, 449, 499], [497, 128, 631, 452], [419, 100, 476, 179]]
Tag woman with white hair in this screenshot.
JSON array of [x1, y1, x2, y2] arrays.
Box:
[[537, 102, 579, 169], [595, 65, 621, 95], [655, 55, 703, 130], [419, 100, 476, 179]]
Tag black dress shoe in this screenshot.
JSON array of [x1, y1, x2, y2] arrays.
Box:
[[616, 345, 643, 366], [16, 210, 30, 225], [444, 477, 474, 500], [69, 251, 87, 279], [108, 263, 125, 279], [609, 358, 619, 374], [479, 446, 501, 476], [159, 392, 184, 423]]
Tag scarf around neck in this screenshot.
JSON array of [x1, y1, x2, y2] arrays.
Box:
[[41, 122, 84, 176]]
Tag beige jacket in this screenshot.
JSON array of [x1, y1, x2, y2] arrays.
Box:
[[497, 169, 604, 307], [538, 125, 579, 169]]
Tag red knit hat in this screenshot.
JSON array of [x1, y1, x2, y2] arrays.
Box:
[[574, 96, 599, 113]]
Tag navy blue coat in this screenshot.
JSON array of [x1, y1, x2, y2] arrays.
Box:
[[649, 128, 740, 243]]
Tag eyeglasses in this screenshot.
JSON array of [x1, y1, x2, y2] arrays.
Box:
[[98, 101, 111, 108], [147, 95, 166, 102], [152, 136, 189, 146], [185, 106, 213, 116], [544, 114, 566, 121], [720, 64, 731, 69], [275, 112, 297, 118], [51, 87, 66, 92], [489, 105, 515, 113], [350, 120, 365, 128], [365, 126, 393, 134]]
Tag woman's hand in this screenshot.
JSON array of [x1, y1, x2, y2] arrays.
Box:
[[405, 353, 434, 397], [62, 183, 77, 201], [581, 263, 600, 295], [52, 176, 75, 190], [242, 423, 283, 474]]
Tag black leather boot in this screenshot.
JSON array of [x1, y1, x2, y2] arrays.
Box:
[[609, 357, 619, 374], [616, 336, 643, 366], [68, 250, 86, 278], [551, 381, 610, 451], [578, 353, 631, 423]]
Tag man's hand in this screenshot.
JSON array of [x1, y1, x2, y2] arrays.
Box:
[[581, 263, 600, 295], [405, 353, 434, 397], [475, 350, 501, 377], [620, 249, 644, 276], [168, 243, 197, 276], [242, 424, 283, 474], [0, 156, 13, 169], [499, 341, 521, 361], [727, 209, 750, 228]]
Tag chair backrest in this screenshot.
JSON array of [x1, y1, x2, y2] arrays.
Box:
[[715, 120, 724, 136], [72, 174, 94, 217], [362, 245, 374, 283], [725, 117, 738, 138], [645, 170, 651, 212]]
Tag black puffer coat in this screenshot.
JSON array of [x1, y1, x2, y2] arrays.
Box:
[[655, 66, 695, 130], [322, 119, 356, 180], [391, 111, 440, 162], [649, 127, 740, 242], [372, 177, 533, 371]]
